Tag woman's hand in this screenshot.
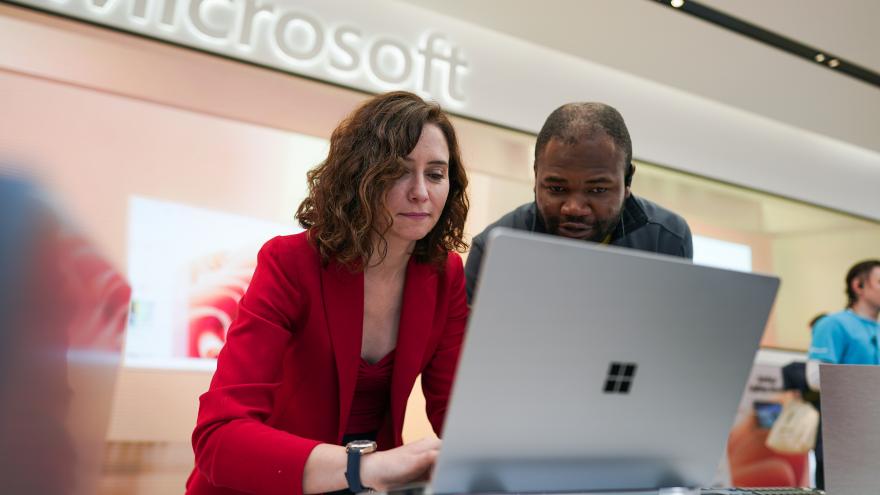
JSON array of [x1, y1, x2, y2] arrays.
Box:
[[361, 437, 441, 491]]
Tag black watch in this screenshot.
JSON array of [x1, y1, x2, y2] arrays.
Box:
[[345, 440, 377, 493]]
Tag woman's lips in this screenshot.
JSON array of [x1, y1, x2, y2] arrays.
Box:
[[400, 212, 431, 219]]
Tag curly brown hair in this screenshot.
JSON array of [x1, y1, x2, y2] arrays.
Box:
[[296, 91, 469, 269]]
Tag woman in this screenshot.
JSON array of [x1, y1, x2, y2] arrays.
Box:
[[186, 91, 470, 495]]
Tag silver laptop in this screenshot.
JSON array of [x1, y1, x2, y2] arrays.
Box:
[[428, 228, 779, 494], [820, 364, 880, 495]]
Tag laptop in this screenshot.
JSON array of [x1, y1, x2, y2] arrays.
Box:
[[819, 364, 880, 495], [424, 228, 780, 495]]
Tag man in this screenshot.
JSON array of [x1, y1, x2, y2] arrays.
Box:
[[805, 259, 880, 489], [808, 259, 880, 383], [465, 102, 692, 304]]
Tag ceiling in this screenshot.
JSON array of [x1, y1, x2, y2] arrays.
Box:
[[398, 0, 880, 154]]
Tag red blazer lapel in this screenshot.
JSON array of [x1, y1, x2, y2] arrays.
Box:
[[320, 261, 363, 442], [390, 259, 438, 443]]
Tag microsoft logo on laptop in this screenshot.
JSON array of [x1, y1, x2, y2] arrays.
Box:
[[603, 362, 637, 394]]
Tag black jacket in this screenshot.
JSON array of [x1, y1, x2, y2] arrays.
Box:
[[464, 195, 693, 304]]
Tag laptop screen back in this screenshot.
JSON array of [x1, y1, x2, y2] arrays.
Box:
[[433, 228, 779, 494]]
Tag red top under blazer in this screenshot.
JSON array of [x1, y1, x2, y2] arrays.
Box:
[[186, 231, 468, 495]]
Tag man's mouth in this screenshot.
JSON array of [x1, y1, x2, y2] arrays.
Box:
[[557, 222, 594, 239]]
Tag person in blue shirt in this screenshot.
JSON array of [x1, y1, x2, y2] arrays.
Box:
[[808, 259, 880, 377]]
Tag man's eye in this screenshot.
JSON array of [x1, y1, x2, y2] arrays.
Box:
[[547, 185, 565, 193], [590, 187, 608, 194]]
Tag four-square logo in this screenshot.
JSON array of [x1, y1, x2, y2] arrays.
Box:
[[603, 362, 637, 394]]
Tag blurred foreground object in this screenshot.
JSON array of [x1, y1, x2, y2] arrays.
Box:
[[0, 173, 131, 495]]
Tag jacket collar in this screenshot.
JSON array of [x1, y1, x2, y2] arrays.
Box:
[[390, 260, 437, 443], [612, 195, 649, 242], [320, 257, 437, 442]]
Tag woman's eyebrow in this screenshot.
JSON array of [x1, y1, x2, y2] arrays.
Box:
[[403, 157, 449, 166]]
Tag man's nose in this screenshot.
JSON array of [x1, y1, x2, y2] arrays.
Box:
[[560, 197, 590, 217]]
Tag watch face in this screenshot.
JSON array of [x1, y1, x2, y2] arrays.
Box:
[[346, 440, 377, 453]]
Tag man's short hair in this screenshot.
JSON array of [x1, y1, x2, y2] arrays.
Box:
[[845, 259, 880, 307], [534, 102, 633, 181]]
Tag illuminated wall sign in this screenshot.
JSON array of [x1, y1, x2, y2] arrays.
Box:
[[18, 0, 469, 107]]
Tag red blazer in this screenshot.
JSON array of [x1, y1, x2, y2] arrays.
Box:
[[186, 232, 468, 495]]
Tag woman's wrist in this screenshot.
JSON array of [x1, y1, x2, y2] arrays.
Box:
[[359, 449, 382, 490], [303, 443, 349, 494]]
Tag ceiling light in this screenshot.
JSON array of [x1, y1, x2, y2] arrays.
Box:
[[815, 53, 825, 63], [829, 59, 840, 68], [671, 0, 685, 8]]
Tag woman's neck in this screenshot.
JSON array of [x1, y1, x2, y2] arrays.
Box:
[[366, 237, 413, 279]]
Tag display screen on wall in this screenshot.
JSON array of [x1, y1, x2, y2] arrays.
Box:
[[693, 235, 753, 273], [125, 196, 299, 370]]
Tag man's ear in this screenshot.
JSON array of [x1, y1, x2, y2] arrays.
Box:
[[853, 277, 865, 296], [624, 162, 636, 198]]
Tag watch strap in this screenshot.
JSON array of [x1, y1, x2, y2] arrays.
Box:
[[345, 448, 366, 493]]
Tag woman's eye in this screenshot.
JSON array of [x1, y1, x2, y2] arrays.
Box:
[[428, 172, 446, 181]]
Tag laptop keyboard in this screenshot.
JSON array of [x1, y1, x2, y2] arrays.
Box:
[[385, 488, 823, 495], [742, 490, 823, 495], [703, 489, 824, 495]]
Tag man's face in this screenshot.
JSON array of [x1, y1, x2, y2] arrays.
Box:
[[534, 134, 630, 242], [855, 267, 880, 310]]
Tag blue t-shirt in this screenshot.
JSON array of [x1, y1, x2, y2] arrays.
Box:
[[808, 310, 880, 364]]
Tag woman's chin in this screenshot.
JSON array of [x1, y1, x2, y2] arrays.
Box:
[[388, 226, 435, 244]]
